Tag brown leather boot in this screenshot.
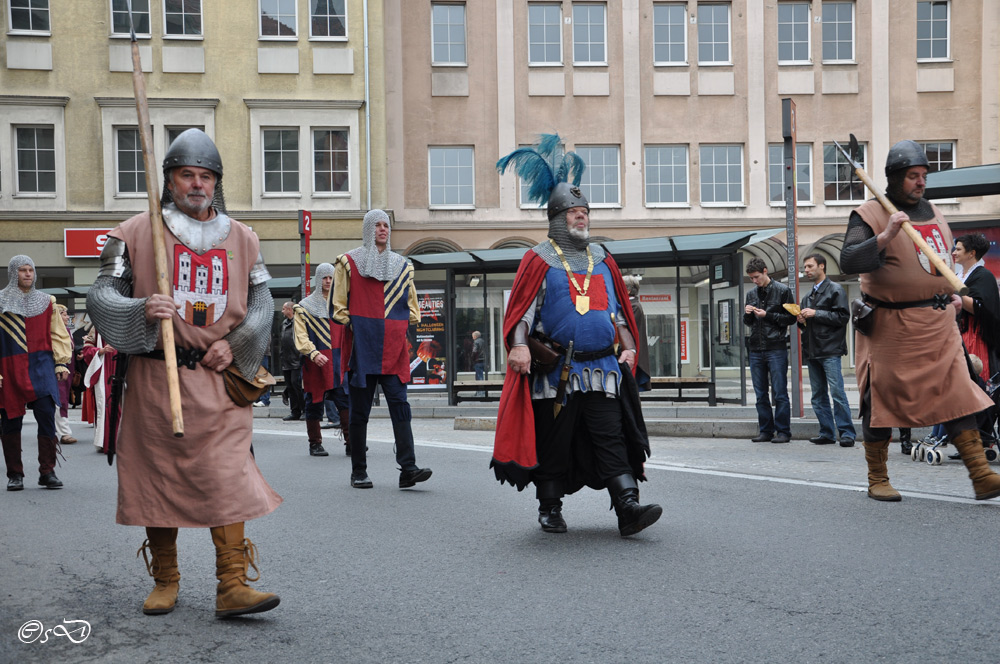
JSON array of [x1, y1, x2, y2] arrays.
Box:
[[339, 408, 351, 455], [950, 430, 1000, 500], [210, 522, 280, 618], [863, 440, 901, 501], [1, 432, 24, 479], [138, 527, 180, 615], [305, 419, 327, 456]]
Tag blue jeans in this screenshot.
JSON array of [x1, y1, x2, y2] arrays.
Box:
[[257, 356, 271, 405], [474, 362, 485, 381], [749, 349, 790, 436], [807, 356, 856, 441]]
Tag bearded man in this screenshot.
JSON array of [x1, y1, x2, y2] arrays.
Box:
[[492, 137, 661, 537], [331, 209, 432, 490], [294, 262, 350, 456], [841, 140, 1000, 502], [87, 129, 282, 618], [1, 255, 72, 491]]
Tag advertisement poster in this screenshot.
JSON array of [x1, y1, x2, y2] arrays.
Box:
[[680, 318, 689, 364], [409, 289, 447, 388]]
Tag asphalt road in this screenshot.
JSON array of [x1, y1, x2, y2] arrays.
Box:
[[2, 415, 999, 663]]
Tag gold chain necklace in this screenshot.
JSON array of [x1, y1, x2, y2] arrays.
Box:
[[549, 239, 594, 315]]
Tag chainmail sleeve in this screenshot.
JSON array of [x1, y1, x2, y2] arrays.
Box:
[[840, 212, 885, 275], [224, 282, 274, 380], [86, 238, 160, 354]]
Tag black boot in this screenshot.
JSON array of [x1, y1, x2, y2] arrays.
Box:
[[536, 480, 567, 533], [606, 474, 662, 537], [899, 428, 912, 455]]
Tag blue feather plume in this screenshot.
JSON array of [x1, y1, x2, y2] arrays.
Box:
[[496, 134, 586, 207]]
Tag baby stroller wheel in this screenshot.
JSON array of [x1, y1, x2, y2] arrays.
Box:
[[985, 448, 998, 463]]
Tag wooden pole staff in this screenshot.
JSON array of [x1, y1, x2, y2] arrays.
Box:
[[834, 138, 967, 296], [128, 17, 185, 437]]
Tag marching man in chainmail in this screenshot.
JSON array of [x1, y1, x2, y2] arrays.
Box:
[[294, 262, 350, 456], [331, 209, 432, 490], [841, 140, 1000, 502], [87, 129, 283, 618], [1, 255, 72, 491], [491, 135, 661, 537]]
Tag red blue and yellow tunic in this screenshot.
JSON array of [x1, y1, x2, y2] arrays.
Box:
[[292, 301, 345, 403], [0, 298, 72, 418]]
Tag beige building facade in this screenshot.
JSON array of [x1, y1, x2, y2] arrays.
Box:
[[1, 0, 387, 303]]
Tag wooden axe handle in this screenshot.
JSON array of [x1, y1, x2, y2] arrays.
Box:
[[852, 166, 967, 296]]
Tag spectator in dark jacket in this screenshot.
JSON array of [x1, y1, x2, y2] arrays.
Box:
[[279, 301, 304, 421], [743, 258, 795, 443], [796, 254, 856, 447]]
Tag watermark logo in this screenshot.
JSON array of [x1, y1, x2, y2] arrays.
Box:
[[18, 619, 91, 644]]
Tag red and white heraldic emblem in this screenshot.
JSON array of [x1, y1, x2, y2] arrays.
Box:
[[173, 246, 229, 327], [911, 223, 953, 276]]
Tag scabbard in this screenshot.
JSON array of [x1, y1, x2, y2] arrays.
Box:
[[105, 353, 130, 466]]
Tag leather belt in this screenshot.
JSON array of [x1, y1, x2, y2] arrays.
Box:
[[531, 332, 616, 362], [139, 346, 206, 370], [864, 293, 951, 311]]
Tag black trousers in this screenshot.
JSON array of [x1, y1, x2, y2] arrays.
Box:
[[531, 391, 632, 486], [282, 366, 305, 417], [861, 386, 976, 442]]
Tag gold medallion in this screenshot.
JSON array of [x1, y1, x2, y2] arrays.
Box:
[[575, 295, 590, 315]]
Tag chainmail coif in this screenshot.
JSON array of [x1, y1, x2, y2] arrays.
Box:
[[347, 209, 407, 281], [0, 255, 51, 317], [533, 210, 606, 271], [298, 262, 335, 318]]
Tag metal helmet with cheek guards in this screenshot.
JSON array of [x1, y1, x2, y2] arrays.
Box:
[[546, 182, 589, 220]]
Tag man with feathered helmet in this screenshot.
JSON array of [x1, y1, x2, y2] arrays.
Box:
[[491, 135, 662, 537]]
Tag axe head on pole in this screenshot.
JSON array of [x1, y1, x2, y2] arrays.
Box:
[[833, 136, 863, 172]]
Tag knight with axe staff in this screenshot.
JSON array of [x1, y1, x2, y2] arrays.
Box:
[[84, 10, 282, 619], [838, 138, 1000, 503]]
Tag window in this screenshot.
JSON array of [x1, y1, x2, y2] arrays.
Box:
[[162, 0, 201, 36], [823, 141, 866, 202], [166, 126, 205, 148], [919, 142, 954, 173], [699, 145, 743, 205], [576, 145, 620, 206], [777, 2, 810, 64], [917, 1, 949, 60], [115, 128, 146, 195], [431, 3, 466, 64], [821, 2, 854, 62], [15, 126, 56, 194], [260, 0, 296, 38], [263, 129, 299, 194], [528, 3, 562, 65], [645, 145, 689, 206], [697, 3, 730, 64], [310, 0, 346, 38], [768, 143, 812, 205], [111, 0, 150, 36], [313, 129, 349, 193], [653, 3, 687, 64], [8, 0, 49, 33], [572, 3, 606, 65], [428, 147, 475, 208]]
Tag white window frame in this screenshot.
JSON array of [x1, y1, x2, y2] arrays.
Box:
[[653, 3, 688, 66], [309, 0, 347, 40], [528, 3, 563, 66], [644, 144, 689, 208], [114, 126, 147, 198], [767, 143, 813, 206], [97, 98, 216, 211], [311, 127, 351, 197], [699, 144, 744, 207], [821, 1, 854, 64], [576, 145, 621, 208], [428, 146, 476, 210], [916, 0, 950, 62], [431, 3, 467, 66], [162, 0, 203, 40], [261, 128, 301, 196], [696, 3, 731, 66], [109, 0, 151, 38], [7, 0, 51, 36], [247, 103, 362, 212], [0, 99, 66, 212], [259, 0, 297, 41], [777, 2, 811, 65], [822, 141, 867, 205], [14, 125, 56, 196], [919, 141, 955, 173], [572, 3, 607, 67]]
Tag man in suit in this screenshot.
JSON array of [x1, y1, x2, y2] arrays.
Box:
[[796, 254, 856, 447]]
